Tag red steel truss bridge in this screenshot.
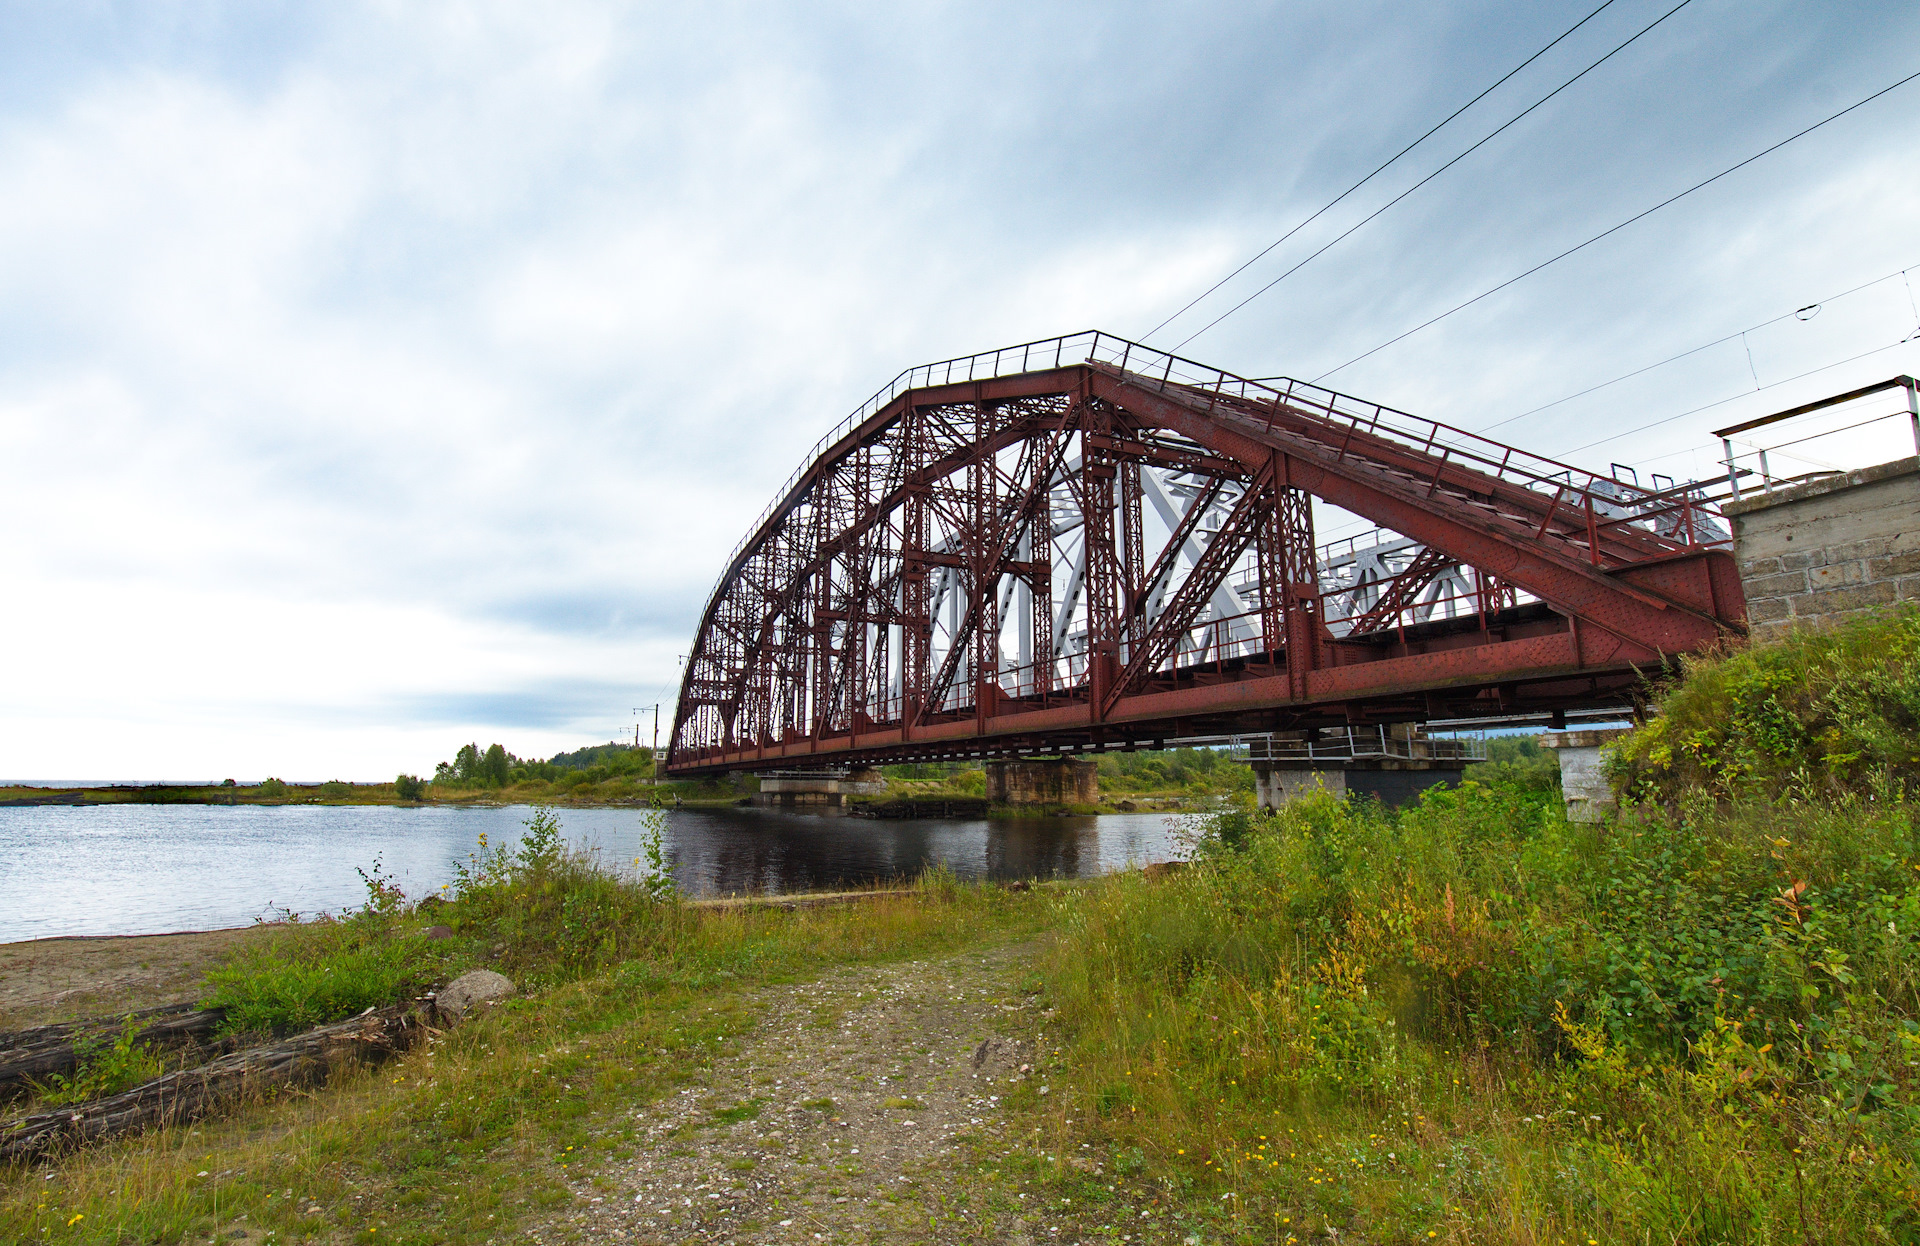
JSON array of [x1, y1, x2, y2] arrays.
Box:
[[665, 332, 1744, 776]]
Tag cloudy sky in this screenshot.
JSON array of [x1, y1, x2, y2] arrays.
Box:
[[3, 0, 1916, 781]]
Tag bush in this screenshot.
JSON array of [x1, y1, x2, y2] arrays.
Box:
[[1464, 733, 1560, 792], [395, 773, 425, 801], [203, 807, 684, 1034], [257, 777, 288, 799], [1608, 606, 1920, 803], [37, 1017, 165, 1104], [1042, 738, 1920, 1237]]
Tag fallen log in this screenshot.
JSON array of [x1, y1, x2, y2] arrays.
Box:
[[0, 1005, 228, 1100], [0, 1003, 423, 1163]]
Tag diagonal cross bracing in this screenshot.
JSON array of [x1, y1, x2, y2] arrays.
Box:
[[666, 333, 1743, 775]]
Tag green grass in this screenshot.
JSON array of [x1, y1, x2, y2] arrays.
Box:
[[1020, 772, 1920, 1241], [36, 1018, 168, 1106], [709, 1099, 764, 1124], [1611, 605, 1920, 803], [0, 810, 1046, 1245]]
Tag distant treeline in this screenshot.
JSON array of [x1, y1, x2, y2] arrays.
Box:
[[415, 741, 655, 793]]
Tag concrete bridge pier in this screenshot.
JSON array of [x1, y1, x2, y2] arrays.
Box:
[[752, 768, 887, 810], [985, 759, 1098, 806], [1244, 726, 1473, 811], [1539, 728, 1632, 823]]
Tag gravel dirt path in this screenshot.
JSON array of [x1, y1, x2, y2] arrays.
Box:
[[536, 938, 1176, 1246]]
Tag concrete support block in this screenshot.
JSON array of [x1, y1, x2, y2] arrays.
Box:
[[1807, 562, 1865, 589], [1743, 570, 1809, 598], [1540, 728, 1632, 823], [1804, 581, 1896, 614], [1869, 550, 1920, 579], [1252, 766, 1345, 809], [1250, 762, 1463, 811], [1729, 456, 1919, 636], [842, 767, 888, 795]]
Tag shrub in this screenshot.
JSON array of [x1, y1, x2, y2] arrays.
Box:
[[204, 807, 684, 1033], [257, 777, 288, 799], [394, 773, 425, 801], [1608, 605, 1920, 803], [38, 1017, 165, 1104]]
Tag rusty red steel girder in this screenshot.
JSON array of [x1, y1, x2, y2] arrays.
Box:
[[665, 333, 1744, 776]]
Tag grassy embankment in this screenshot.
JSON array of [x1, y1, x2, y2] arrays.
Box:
[[11, 609, 1916, 1244], [1, 812, 1049, 1244], [1025, 606, 1920, 1243]]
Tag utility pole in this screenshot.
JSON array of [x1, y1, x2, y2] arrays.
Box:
[[635, 705, 660, 783]]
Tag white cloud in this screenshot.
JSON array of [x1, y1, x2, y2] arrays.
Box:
[[2, 0, 1917, 777]]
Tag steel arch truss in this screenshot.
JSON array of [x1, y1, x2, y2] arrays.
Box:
[[668, 342, 1743, 775]]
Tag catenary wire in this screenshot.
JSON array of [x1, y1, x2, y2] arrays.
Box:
[[1471, 263, 1917, 434], [1139, 0, 1621, 343], [1558, 337, 1917, 456], [1170, 0, 1697, 352], [1313, 69, 1920, 382]]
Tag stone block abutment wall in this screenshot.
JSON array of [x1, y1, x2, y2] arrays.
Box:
[[1726, 456, 1920, 640]]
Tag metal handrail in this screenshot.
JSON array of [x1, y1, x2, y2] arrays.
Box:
[[709, 329, 1727, 603], [1229, 727, 1487, 764]]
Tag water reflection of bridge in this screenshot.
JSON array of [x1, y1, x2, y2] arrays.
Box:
[[662, 807, 1175, 897]]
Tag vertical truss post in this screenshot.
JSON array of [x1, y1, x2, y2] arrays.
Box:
[[901, 409, 931, 734], [1119, 458, 1144, 661], [1271, 464, 1319, 702], [970, 407, 1000, 728], [1029, 457, 1054, 699], [1079, 403, 1121, 718]]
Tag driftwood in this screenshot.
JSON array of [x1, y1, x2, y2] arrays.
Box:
[[0, 1004, 228, 1100], [0, 1004, 423, 1163]]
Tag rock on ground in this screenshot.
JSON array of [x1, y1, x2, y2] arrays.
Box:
[[436, 969, 515, 1024]]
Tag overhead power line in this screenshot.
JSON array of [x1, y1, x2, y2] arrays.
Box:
[[1314, 69, 1920, 382], [1558, 336, 1917, 457], [1140, 0, 1622, 343], [1170, 0, 1697, 351], [1473, 262, 1918, 435]]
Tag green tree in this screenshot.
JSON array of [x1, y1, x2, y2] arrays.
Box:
[[395, 773, 425, 801], [481, 743, 511, 786]]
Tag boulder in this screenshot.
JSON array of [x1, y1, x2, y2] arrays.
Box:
[[435, 969, 515, 1024]]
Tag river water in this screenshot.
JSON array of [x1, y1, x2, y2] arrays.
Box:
[[0, 803, 1190, 943]]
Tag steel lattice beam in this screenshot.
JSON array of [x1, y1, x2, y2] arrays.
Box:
[[665, 335, 1743, 776]]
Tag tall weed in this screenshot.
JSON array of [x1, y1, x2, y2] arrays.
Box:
[[1043, 779, 1920, 1241]]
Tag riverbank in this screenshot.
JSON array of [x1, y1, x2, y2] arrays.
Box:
[[0, 782, 1203, 817], [0, 782, 747, 809], [8, 791, 1920, 1242]]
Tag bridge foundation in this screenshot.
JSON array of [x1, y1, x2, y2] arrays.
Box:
[[1244, 726, 1473, 811], [985, 759, 1098, 806], [1724, 455, 1920, 640], [1539, 728, 1631, 823], [752, 768, 887, 810], [1250, 761, 1465, 810]]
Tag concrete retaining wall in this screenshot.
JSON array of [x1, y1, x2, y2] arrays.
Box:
[[1725, 457, 1920, 640]]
